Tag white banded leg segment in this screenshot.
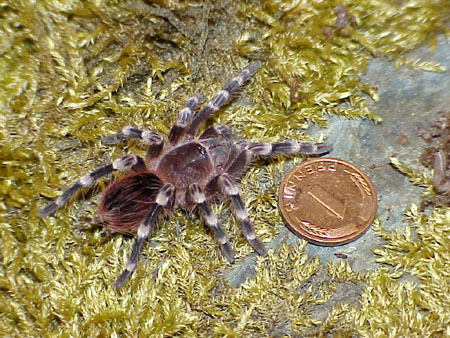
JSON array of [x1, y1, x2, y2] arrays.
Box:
[[102, 126, 141, 144], [102, 127, 164, 159], [218, 174, 267, 257], [185, 62, 262, 137], [155, 183, 175, 207], [137, 130, 164, 159], [222, 61, 261, 94], [102, 126, 162, 146], [38, 155, 143, 218], [210, 90, 230, 109], [141, 131, 163, 145], [112, 155, 142, 170], [113, 183, 174, 289], [168, 95, 204, 144], [248, 141, 333, 156], [187, 184, 234, 263]]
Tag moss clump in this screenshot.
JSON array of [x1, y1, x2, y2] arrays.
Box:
[[369, 205, 450, 336]]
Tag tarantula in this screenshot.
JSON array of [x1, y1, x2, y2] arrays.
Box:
[[38, 62, 332, 288]]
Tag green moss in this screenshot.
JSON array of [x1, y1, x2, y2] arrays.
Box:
[[368, 206, 450, 336], [1, 0, 449, 336], [390, 156, 435, 198]]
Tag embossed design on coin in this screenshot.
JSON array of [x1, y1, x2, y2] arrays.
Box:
[[278, 158, 377, 245]]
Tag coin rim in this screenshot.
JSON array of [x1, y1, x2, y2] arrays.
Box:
[[278, 157, 377, 246]]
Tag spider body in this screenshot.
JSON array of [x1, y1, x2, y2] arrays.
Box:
[[98, 137, 240, 231], [39, 62, 332, 288]]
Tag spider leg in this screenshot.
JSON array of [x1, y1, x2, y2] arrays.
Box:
[[102, 126, 163, 160], [168, 95, 204, 144], [113, 183, 174, 289], [185, 61, 261, 138], [199, 124, 231, 139], [247, 141, 333, 156], [187, 184, 234, 263], [102, 127, 163, 160], [222, 140, 332, 180], [102, 126, 162, 146], [38, 155, 144, 217], [223, 146, 252, 179], [218, 173, 267, 257]]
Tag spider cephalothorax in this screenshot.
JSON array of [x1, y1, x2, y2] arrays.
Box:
[[39, 62, 332, 288]]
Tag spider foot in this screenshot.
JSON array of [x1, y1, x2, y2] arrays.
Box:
[[101, 134, 123, 145], [247, 236, 268, 257], [113, 265, 135, 289], [220, 241, 235, 264], [37, 202, 60, 218]]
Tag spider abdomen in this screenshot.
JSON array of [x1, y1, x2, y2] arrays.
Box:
[[98, 171, 163, 233]]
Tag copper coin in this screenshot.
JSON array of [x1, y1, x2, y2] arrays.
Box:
[[278, 158, 377, 245]]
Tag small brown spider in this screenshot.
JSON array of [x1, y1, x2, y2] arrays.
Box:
[[38, 62, 332, 288]]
